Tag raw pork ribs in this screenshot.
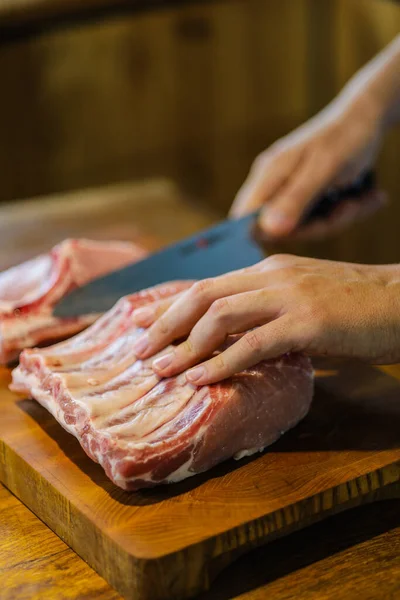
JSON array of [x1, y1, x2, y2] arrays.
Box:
[[11, 281, 314, 490], [0, 238, 145, 364]]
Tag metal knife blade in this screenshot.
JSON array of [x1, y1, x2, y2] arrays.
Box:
[[53, 211, 265, 317], [53, 169, 375, 318]]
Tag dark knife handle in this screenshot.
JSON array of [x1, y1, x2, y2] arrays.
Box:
[[299, 169, 376, 227]]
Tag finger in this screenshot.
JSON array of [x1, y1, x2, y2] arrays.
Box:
[[184, 316, 297, 385], [229, 147, 302, 218], [133, 272, 266, 359], [259, 151, 338, 236], [152, 290, 282, 377], [132, 293, 180, 328]]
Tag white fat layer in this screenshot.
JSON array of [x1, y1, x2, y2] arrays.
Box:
[[103, 375, 195, 439], [69, 349, 170, 419], [1, 315, 56, 337]]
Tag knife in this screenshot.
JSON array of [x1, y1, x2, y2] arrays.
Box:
[[54, 169, 375, 318]]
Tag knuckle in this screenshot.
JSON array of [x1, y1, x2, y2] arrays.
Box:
[[182, 337, 196, 355], [154, 303, 168, 319], [209, 297, 231, 321], [242, 330, 264, 356], [156, 316, 169, 335], [266, 254, 299, 278], [267, 253, 295, 266], [191, 278, 214, 300], [214, 353, 226, 371], [269, 138, 287, 155], [251, 148, 280, 173], [251, 152, 269, 173]]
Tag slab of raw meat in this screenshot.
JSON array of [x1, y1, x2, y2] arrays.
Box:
[[0, 238, 146, 364], [11, 281, 314, 491]]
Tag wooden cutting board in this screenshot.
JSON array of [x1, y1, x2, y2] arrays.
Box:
[[0, 359, 399, 600]]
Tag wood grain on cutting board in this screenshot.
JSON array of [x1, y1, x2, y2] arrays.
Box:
[[0, 358, 399, 600]]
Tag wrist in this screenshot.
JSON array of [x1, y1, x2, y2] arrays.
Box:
[[335, 84, 386, 136], [321, 92, 382, 159], [337, 35, 400, 132]]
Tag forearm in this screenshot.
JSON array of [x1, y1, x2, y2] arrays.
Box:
[[336, 34, 400, 130]]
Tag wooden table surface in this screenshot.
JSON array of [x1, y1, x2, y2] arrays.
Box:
[[0, 179, 399, 599]]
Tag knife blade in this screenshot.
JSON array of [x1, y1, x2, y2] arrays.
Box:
[[53, 169, 375, 318]]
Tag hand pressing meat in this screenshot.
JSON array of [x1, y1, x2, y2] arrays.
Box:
[[132, 255, 400, 385]]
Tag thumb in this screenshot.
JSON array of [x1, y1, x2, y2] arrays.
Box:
[[259, 156, 337, 236]]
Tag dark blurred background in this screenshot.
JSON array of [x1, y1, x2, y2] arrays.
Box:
[[0, 0, 399, 264]]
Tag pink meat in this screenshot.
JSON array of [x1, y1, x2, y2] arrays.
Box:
[[11, 282, 314, 491], [0, 238, 146, 364]]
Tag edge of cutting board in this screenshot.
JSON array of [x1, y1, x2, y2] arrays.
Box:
[[0, 361, 400, 600], [1, 441, 399, 600]]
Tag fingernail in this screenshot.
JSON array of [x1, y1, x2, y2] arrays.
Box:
[[153, 352, 173, 371], [132, 307, 154, 326], [133, 333, 149, 356], [186, 366, 205, 382]]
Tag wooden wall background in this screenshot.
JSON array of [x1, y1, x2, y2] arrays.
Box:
[[0, 0, 399, 264]]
